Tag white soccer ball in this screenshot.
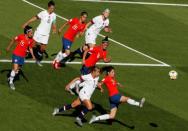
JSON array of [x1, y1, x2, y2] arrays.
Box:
[[169, 70, 178, 80]]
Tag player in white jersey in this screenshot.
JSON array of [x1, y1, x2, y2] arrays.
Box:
[[70, 8, 112, 61], [22, 1, 57, 66], [52, 66, 103, 126]]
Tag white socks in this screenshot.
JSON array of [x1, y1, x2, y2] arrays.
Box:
[[9, 70, 16, 84], [55, 51, 68, 62], [127, 98, 140, 106], [95, 114, 110, 121]]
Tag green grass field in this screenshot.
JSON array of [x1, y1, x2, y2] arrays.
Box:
[[0, 0, 188, 130]]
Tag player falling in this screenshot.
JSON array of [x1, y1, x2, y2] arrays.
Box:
[[52, 66, 102, 126], [6, 26, 36, 90], [71, 8, 112, 58], [89, 66, 145, 124], [22, 0, 56, 66], [52, 11, 88, 69]]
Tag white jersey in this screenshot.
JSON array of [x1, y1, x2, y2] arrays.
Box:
[[36, 10, 56, 35], [87, 15, 109, 35], [79, 74, 99, 98]]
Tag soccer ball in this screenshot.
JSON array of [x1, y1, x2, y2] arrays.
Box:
[[169, 70, 178, 80]]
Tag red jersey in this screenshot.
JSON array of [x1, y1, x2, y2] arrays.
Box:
[[102, 76, 119, 97], [85, 46, 107, 67], [64, 18, 86, 42], [13, 34, 34, 58]]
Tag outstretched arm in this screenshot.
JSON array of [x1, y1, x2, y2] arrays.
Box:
[[29, 47, 36, 60], [97, 82, 104, 93], [22, 16, 38, 28], [58, 22, 68, 35], [65, 77, 81, 90]]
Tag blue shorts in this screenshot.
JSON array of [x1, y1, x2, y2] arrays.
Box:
[[80, 65, 91, 75], [62, 37, 72, 50], [12, 54, 25, 65], [109, 94, 122, 109]]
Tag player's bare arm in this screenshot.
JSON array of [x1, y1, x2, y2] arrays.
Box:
[[103, 57, 111, 63], [22, 16, 38, 29], [6, 38, 16, 52], [58, 22, 68, 35], [97, 82, 104, 93], [29, 48, 36, 60]]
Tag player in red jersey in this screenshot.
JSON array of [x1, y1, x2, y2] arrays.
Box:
[[53, 11, 88, 69], [6, 26, 36, 90], [80, 36, 111, 75], [89, 66, 145, 124]]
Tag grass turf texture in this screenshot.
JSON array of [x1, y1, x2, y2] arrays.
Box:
[[0, 0, 188, 130]]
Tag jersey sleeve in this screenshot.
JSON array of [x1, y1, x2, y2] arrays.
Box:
[[91, 16, 99, 24], [68, 18, 75, 25], [101, 77, 107, 84], [52, 15, 56, 24], [37, 11, 44, 19], [14, 35, 21, 42], [80, 74, 89, 81]]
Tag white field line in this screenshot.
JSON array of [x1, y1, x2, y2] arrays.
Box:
[[73, 0, 188, 7], [22, 0, 170, 67], [0, 59, 169, 67]]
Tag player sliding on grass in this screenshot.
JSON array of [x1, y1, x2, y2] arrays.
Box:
[[22, 0, 56, 67], [6, 26, 36, 90], [52, 11, 88, 69], [89, 66, 145, 124], [71, 8, 112, 58], [65, 36, 111, 95], [52, 66, 102, 126]]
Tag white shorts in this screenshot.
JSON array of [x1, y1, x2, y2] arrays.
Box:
[[33, 31, 49, 45], [79, 89, 91, 101], [85, 30, 97, 45]]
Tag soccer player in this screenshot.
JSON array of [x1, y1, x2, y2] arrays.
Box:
[[71, 8, 112, 58], [52, 11, 88, 69], [52, 66, 103, 126], [89, 66, 145, 124], [65, 36, 110, 95], [6, 26, 36, 90], [22, 0, 56, 66], [80, 36, 111, 75]]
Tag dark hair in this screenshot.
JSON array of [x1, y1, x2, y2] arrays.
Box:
[[91, 66, 100, 73], [48, 0, 55, 7], [24, 25, 32, 34], [102, 36, 109, 43], [81, 11, 88, 16], [101, 66, 114, 74]]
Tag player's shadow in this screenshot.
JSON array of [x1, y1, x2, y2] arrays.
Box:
[[0, 69, 29, 83]]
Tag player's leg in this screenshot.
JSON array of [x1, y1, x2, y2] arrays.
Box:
[[9, 55, 24, 90], [89, 108, 118, 124], [53, 38, 72, 69], [120, 96, 145, 108], [76, 99, 93, 126], [52, 98, 81, 116]]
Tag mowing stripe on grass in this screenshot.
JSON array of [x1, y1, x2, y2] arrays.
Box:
[[22, 0, 170, 67], [72, 0, 188, 7], [0, 59, 170, 67]]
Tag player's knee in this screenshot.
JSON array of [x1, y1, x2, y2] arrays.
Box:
[[87, 105, 93, 111]]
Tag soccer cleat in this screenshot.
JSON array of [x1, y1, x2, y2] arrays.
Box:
[[36, 60, 43, 67], [89, 115, 96, 124], [139, 97, 145, 108], [52, 108, 59, 116], [76, 117, 83, 126], [9, 83, 15, 90]]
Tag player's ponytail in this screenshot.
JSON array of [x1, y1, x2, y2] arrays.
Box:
[[101, 66, 114, 75]]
